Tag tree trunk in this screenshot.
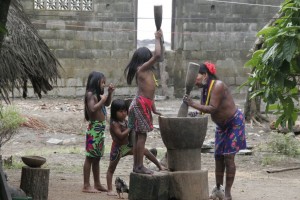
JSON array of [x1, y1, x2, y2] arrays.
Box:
[[0, 0, 11, 49], [20, 167, 50, 200]]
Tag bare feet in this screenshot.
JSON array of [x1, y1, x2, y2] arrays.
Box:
[[94, 184, 108, 192], [159, 165, 168, 171], [133, 166, 153, 174], [107, 190, 118, 196], [82, 186, 101, 193]]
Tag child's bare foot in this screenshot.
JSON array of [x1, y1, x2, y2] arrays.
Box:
[[94, 184, 108, 192], [107, 190, 117, 196], [159, 165, 168, 171], [133, 166, 153, 174], [82, 186, 101, 193]]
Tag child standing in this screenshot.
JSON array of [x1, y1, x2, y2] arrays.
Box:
[[106, 99, 165, 196], [82, 71, 115, 193], [124, 30, 163, 174]]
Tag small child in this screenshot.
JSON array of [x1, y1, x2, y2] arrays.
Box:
[[82, 71, 115, 193], [106, 99, 165, 196], [124, 29, 163, 174]]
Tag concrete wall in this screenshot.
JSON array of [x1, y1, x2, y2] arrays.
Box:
[[19, 0, 282, 98]]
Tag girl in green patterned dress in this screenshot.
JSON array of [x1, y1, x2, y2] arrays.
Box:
[[82, 71, 115, 193]]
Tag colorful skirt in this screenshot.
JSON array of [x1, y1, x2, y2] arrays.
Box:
[[215, 109, 247, 155], [85, 120, 106, 158], [109, 141, 132, 162], [128, 95, 153, 133]]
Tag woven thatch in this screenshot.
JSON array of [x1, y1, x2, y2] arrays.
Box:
[[0, 0, 61, 102]]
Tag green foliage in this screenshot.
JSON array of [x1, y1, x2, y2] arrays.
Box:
[[0, 105, 25, 130], [245, 0, 300, 129], [3, 158, 23, 170], [0, 22, 7, 34], [268, 133, 300, 157], [261, 155, 280, 166], [0, 105, 25, 146]]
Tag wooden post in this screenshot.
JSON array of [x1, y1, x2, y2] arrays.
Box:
[[0, 155, 12, 200], [20, 167, 50, 200]]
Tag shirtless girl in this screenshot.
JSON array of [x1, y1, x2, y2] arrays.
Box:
[[124, 29, 164, 174]]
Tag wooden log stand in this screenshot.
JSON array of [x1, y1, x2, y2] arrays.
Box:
[[129, 171, 169, 200], [0, 155, 12, 200], [128, 170, 209, 200], [20, 166, 49, 200]]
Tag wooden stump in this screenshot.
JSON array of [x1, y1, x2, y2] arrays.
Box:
[[0, 161, 12, 200], [129, 171, 169, 200], [20, 167, 49, 200], [169, 170, 209, 200]]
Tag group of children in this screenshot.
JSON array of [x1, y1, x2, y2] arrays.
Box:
[[82, 29, 165, 195], [80, 27, 246, 200]]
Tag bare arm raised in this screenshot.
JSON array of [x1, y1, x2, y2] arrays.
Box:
[[137, 30, 163, 73], [87, 92, 107, 113], [104, 83, 115, 106]]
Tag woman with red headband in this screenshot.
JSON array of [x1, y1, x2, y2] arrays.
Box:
[[183, 61, 247, 200]]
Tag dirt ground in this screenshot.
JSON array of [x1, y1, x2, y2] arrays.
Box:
[[1, 97, 300, 200]]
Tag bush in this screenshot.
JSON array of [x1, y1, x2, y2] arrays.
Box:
[[0, 105, 25, 147], [269, 133, 300, 157]]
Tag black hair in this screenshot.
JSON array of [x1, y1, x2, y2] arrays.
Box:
[[110, 99, 127, 122], [124, 47, 153, 85], [84, 71, 105, 121], [199, 63, 218, 80]]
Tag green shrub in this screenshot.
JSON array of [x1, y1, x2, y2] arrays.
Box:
[[269, 133, 300, 157], [0, 105, 25, 147]]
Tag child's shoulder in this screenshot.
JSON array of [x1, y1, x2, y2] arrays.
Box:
[[110, 120, 121, 128]]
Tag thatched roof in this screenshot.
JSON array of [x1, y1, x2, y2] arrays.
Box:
[[0, 0, 61, 102]]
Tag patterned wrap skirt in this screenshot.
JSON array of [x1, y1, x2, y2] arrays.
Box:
[[109, 141, 132, 162], [215, 109, 247, 156], [85, 120, 106, 158], [128, 95, 154, 133]]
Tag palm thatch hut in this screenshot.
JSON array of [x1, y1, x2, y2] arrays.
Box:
[[0, 0, 61, 102]]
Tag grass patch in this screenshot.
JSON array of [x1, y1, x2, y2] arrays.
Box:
[[3, 157, 24, 170], [21, 146, 84, 157], [261, 155, 281, 166], [268, 133, 300, 157]]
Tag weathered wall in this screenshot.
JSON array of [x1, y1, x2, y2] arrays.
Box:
[[18, 0, 282, 98], [170, 0, 282, 98]]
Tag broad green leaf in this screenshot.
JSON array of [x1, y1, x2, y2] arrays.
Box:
[[282, 38, 297, 62], [257, 27, 279, 37], [262, 43, 279, 64]]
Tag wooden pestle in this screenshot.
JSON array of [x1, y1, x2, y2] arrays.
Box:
[[177, 62, 200, 117], [154, 5, 164, 62]]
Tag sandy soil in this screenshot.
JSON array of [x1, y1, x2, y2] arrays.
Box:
[[1, 97, 300, 200]]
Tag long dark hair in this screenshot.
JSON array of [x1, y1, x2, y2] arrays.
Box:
[[199, 63, 218, 80], [124, 47, 153, 85], [110, 99, 127, 122], [84, 71, 105, 121]]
